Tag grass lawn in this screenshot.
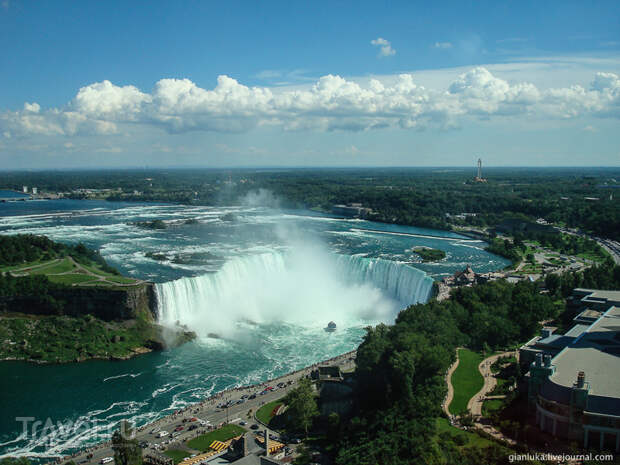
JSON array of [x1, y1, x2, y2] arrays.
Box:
[[577, 251, 607, 263], [79, 262, 120, 277], [186, 424, 246, 452], [435, 418, 494, 448], [105, 275, 140, 284], [449, 348, 484, 415], [47, 274, 99, 285], [163, 449, 191, 464], [30, 258, 76, 275], [256, 400, 283, 425], [0, 259, 49, 272], [482, 399, 505, 416]]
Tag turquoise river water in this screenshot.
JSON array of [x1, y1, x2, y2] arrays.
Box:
[[0, 199, 508, 458]]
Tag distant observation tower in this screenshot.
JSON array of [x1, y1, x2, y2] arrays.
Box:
[[474, 158, 487, 183]]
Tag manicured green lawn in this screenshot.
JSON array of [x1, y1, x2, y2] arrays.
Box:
[[80, 262, 120, 277], [256, 400, 283, 425], [47, 274, 98, 285], [163, 449, 191, 464], [186, 424, 246, 452], [448, 348, 484, 415], [0, 259, 49, 272], [105, 275, 140, 284], [30, 257, 76, 275]]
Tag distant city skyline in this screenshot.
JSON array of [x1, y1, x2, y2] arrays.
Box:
[[1, 0, 619, 169]]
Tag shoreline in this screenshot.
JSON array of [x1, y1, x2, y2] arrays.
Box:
[[0, 346, 155, 365], [51, 349, 357, 463]]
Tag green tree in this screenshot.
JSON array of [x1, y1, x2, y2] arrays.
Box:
[[111, 421, 142, 465], [283, 378, 319, 436], [327, 412, 340, 438]]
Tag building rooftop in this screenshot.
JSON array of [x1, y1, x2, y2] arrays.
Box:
[[548, 306, 620, 411], [574, 288, 620, 305], [563, 323, 591, 338]]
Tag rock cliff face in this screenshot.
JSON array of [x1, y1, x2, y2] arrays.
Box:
[[56, 283, 157, 321], [1, 283, 157, 321]]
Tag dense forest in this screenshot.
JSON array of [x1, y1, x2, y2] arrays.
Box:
[[327, 279, 556, 465], [1, 167, 618, 239]]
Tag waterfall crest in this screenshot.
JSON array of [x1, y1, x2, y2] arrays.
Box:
[[155, 251, 433, 335]]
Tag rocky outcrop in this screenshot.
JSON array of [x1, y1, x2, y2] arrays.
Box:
[[70, 283, 155, 320], [4, 283, 158, 321]]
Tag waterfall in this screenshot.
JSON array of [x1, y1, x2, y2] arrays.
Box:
[[333, 254, 434, 306], [155, 251, 433, 335]]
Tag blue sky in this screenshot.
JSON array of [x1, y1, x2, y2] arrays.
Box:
[[1, 0, 619, 168]]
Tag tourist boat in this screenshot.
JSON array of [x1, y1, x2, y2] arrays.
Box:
[[324, 321, 337, 332]]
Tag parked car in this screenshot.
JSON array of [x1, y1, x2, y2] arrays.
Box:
[[239, 421, 247, 426], [249, 394, 256, 399], [174, 425, 184, 432], [250, 424, 259, 430], [156, 431, 168, 438], [100, 458, 114, 464]]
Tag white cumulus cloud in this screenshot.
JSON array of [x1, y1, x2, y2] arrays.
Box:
[[371, 37, 396, 57], [1, 68, 619, 139]]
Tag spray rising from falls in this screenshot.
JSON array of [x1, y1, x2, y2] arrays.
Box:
[[155, 250, 433, 338]]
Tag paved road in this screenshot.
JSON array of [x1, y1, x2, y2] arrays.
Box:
[[60, 353, 356, 465], [594, 237, 620, 265]]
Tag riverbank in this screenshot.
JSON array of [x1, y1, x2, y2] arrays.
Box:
[[0, 314, 195, 364], [55, 350, 357, 464]]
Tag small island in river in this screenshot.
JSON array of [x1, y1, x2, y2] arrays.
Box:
[[413, 247, 446, 262]]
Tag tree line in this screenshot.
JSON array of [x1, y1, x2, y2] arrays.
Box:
[[2, 167, 618, 239]]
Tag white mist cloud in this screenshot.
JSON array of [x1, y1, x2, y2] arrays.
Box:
[[371, 37, 396, 57], [433, 41, 453, 49], [241, 189, 281, 208], [157, 245, 402, 341]]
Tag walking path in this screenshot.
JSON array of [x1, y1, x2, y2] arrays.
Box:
[[8, 255, 145, 287], [467, 350, 518, 445], [467, 352, 507, 416]]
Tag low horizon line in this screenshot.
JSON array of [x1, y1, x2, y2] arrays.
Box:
[[1, 165, 620, 173]]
